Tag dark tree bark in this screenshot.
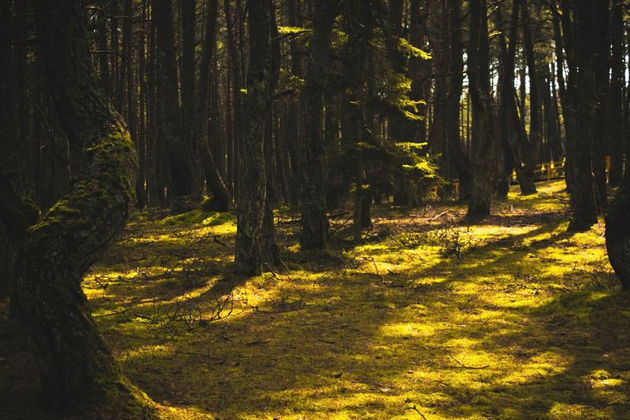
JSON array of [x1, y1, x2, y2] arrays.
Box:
[[235, 0, 278, 275], [339, 0, 378, 234], [0, 0, 38, 303], [136, 0, 148, 208], [466, 0, 496, 219], [97, 7, 111, 95], [591, 4, 610, 213], [542, 64, 563, 161], [181, 0, 200, 194], [386, 0, 411, 143], [197, 0, 231, 211], [224, 0, 243, 194], [284, 0, 303, 206], [521, 0, 542, 180], [153, 0, 196, 205], [608, 0, 624, 186], [13, 0, 155, 416], [299, 0, 338, 250], [496, 0, 536, 197], [560, 0, 599, 231], [444, 0, 472, 201], [261, 0, 281, 266], [606, 80, 630, 288]]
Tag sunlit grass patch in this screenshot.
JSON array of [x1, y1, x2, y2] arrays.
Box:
[[72, 180, 630, 419]]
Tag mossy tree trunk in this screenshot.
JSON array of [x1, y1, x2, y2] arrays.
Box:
[[235, 0, 278, 275], [13, 0, 154, 416], [299, 0, 338, 250]]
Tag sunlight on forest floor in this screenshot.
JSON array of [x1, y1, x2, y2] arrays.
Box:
[[3, 180, 630, 419]]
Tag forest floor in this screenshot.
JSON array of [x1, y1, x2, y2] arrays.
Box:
[[2, 180, 630, 420]]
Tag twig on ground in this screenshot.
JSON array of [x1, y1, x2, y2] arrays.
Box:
[[429, 210, 449, 221], [213, 235, 230, 249], [447, 354, 490, 370], [406, 405, 428, 420]]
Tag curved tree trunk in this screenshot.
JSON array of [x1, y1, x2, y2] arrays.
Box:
[[606, 174, 630, 289], [13, 0, 154, 416]]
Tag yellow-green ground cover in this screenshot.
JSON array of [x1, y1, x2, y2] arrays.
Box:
[[2, 180, 630, 419]]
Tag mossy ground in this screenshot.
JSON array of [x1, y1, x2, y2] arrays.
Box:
[[2, 180, 630, 419]]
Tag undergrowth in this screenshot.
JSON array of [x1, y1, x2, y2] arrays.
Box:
[[2, 180, 630, 419]]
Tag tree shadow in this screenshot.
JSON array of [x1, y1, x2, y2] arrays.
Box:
[[107, 215, 611, 419]]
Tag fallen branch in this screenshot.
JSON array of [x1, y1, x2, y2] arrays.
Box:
[[406, 405, 428, 420]]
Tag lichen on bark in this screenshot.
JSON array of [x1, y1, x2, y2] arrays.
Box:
[[12, 0, 156, 417]]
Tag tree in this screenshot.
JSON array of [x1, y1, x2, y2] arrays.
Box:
[[197, 0, 231, 211], [607, 0, 625, 186], [153, 0, 197, 206], [429, 0, 472, 201], [496, 0, 537, 197], [560, 0, 600, 231], [12, 0, 154, 415], [299, 0, 339, 250], [466, 0, 496, 219], [606, 144, 630, 289], [0, 0, 38, 308], [235, 0, 278, 275], [339, 0, 380, 233]]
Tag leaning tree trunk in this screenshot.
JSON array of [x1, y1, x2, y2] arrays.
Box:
[[13, 0, 154, 416]]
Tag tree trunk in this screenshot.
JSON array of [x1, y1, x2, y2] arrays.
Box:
[[0, 0, 39, 310], [235, 0, 277, 275], [197, 0, 230, 211], [606, 120, 630, 288], [153, 0, 195, 205], [591, 4, 610, 213], [497, 0, 536, 197], [466, 0, 495, 219], [608, 0, 624, 186], [341, 0, 377, 233], [299, 0, 337, 250], [224, 0, 243, 195], [521, 0, 542, 187], [561, 0, 598, 231], [13, 0, 155, 416], [445, 0, 472, 200]]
